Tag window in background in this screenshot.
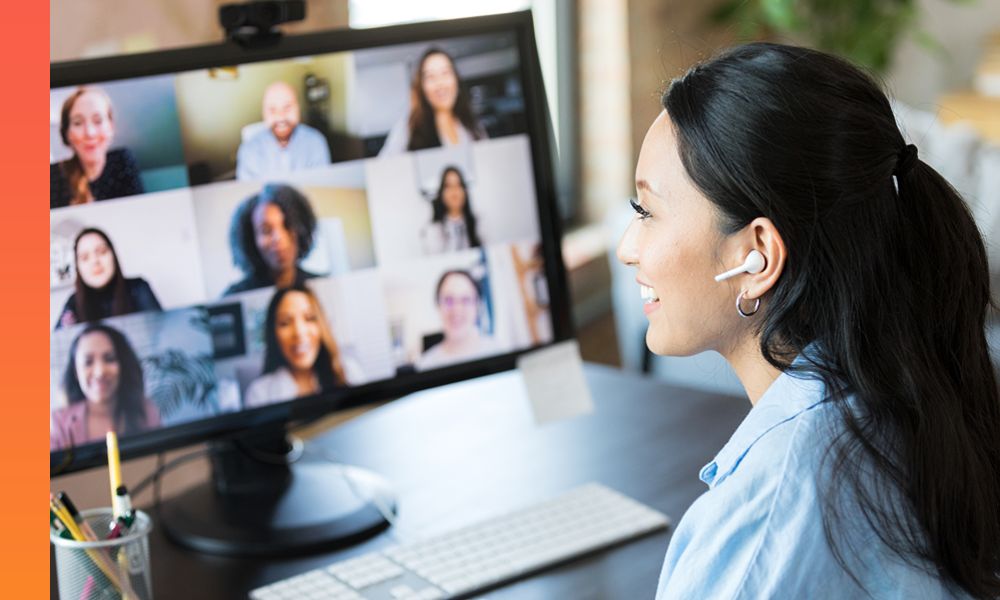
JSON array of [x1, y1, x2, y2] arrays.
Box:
[[349, 0, 580, 222]]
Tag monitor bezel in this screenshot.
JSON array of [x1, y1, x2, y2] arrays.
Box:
[[49, 10, 574, 475]]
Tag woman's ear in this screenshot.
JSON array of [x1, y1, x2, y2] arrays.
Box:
[[743, 217, 786, 300]]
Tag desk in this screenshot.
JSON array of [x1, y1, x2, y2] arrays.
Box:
[[53, 363, 748, 599]]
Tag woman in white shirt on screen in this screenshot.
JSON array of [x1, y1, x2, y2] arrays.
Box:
[[420, 166, 483, 254], [379, 47, 487, 156], [416, 270, 501, 371], [244, 285, 363, 408]]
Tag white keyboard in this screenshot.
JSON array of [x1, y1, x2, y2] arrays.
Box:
[[249, 483, 669, 600]]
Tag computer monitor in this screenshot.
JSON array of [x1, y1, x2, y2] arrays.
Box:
[[49, 10, 571, 555]]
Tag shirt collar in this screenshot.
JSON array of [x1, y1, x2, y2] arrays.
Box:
[[699, 352, 828, 488]]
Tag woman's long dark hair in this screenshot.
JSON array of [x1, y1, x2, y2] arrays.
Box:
[[431, 166, 481, 248], [229, 183, 316, 283], [407, 47, 483, 151], [62, 323, 148, 435], [663, 43, 1000, 598], [261, 285, 346, 390], [59, 87, 112, 205], [73, 228, 132, 322]]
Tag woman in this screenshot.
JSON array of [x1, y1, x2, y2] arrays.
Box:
[[420, 166, 482, 253], [244, 285, 363, 408], [416, 270, 500, 371], [379, 47, 487, 156], [617, 43, 1000, 598], [224, 183, 319, 296], [55, 227, 162, 329], [51, 87, 144, 208], [51, 324, 161, 450]]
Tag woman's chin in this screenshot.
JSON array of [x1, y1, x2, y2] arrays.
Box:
[[645, 330, 703, 358]]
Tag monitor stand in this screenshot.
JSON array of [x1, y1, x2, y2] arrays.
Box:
[[158, 425, 396, 556]]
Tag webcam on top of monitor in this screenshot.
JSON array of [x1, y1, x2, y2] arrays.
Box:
[[219, 0, 306, 47]]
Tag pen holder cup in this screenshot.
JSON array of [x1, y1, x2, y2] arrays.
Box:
[[51, 508, 153, 600]]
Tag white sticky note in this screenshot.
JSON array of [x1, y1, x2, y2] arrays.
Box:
[[517, 339, 595, 425]]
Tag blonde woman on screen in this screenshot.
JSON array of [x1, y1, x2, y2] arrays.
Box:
[[51, 87, 144, 208]]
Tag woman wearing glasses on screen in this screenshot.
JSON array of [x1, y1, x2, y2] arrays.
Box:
[[224, 183, 320, 296], [51, 323, 161, 450], [51, 87, 145, 208], [416, 270, 500, 371], [618, 43, 1000, 599], [420, 166, 483, 254], [244, 285, 363, 408], [55, 228, 162, 330], [379, 47, 487, 156]]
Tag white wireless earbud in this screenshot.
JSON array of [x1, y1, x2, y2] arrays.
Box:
[[714, 250, 766, 282]]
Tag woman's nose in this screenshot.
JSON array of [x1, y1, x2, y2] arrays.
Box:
[[616, 220, 639, 267]]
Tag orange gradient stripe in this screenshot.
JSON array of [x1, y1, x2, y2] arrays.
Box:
[[2, 3, 49, 596]]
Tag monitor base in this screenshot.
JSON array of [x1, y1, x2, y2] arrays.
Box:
[[158, 432, 395, 557]]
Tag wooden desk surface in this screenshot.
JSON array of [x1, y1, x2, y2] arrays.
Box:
[[52, 363, 749, 599]]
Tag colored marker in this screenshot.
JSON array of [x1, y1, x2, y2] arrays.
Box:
[[113, 485, 135, 531], [78, 575, 95, 600]]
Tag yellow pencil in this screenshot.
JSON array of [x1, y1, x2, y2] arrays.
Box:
[[106, 432, 123, 518]]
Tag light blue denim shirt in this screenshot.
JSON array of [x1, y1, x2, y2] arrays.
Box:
[[655, 366, 966, 599]]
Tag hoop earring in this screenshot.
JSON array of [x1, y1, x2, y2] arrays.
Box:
[[736, 291, 760, 318]]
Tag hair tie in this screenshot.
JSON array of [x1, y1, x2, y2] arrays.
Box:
[[894, 144, 918, 177]]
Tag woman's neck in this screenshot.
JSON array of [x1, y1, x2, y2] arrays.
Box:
[[720, 335, 783, 406], [289, 368, 319, 395], [85, 400, 116, 440], [434, 111, 459, 145], [87, 400, 114, 417], [441, 334, 479, 355], [273, 267, 296, 288], [80, 155, 107, 182]]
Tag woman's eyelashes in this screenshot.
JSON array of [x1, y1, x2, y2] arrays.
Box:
[[629, 197, 652, 220]]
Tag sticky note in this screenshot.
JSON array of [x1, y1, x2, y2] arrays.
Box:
[[517, 339, 595, 425]]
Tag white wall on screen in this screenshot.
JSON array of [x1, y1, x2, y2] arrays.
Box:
[[310, 271, 396, 383], [365, 154, 431, 264], [469, 135, 540, 246]]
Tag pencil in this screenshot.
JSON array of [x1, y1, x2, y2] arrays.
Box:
[[106, 432, 123, 518]]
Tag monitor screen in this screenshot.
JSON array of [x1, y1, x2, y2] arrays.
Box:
[[49, 12, 570, 475]]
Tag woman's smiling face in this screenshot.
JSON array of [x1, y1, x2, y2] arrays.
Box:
[[275, 290, 322, 373], [66, 90, 114, 165], [617, 110, 743, 357], [74, 330, 120, 405]]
